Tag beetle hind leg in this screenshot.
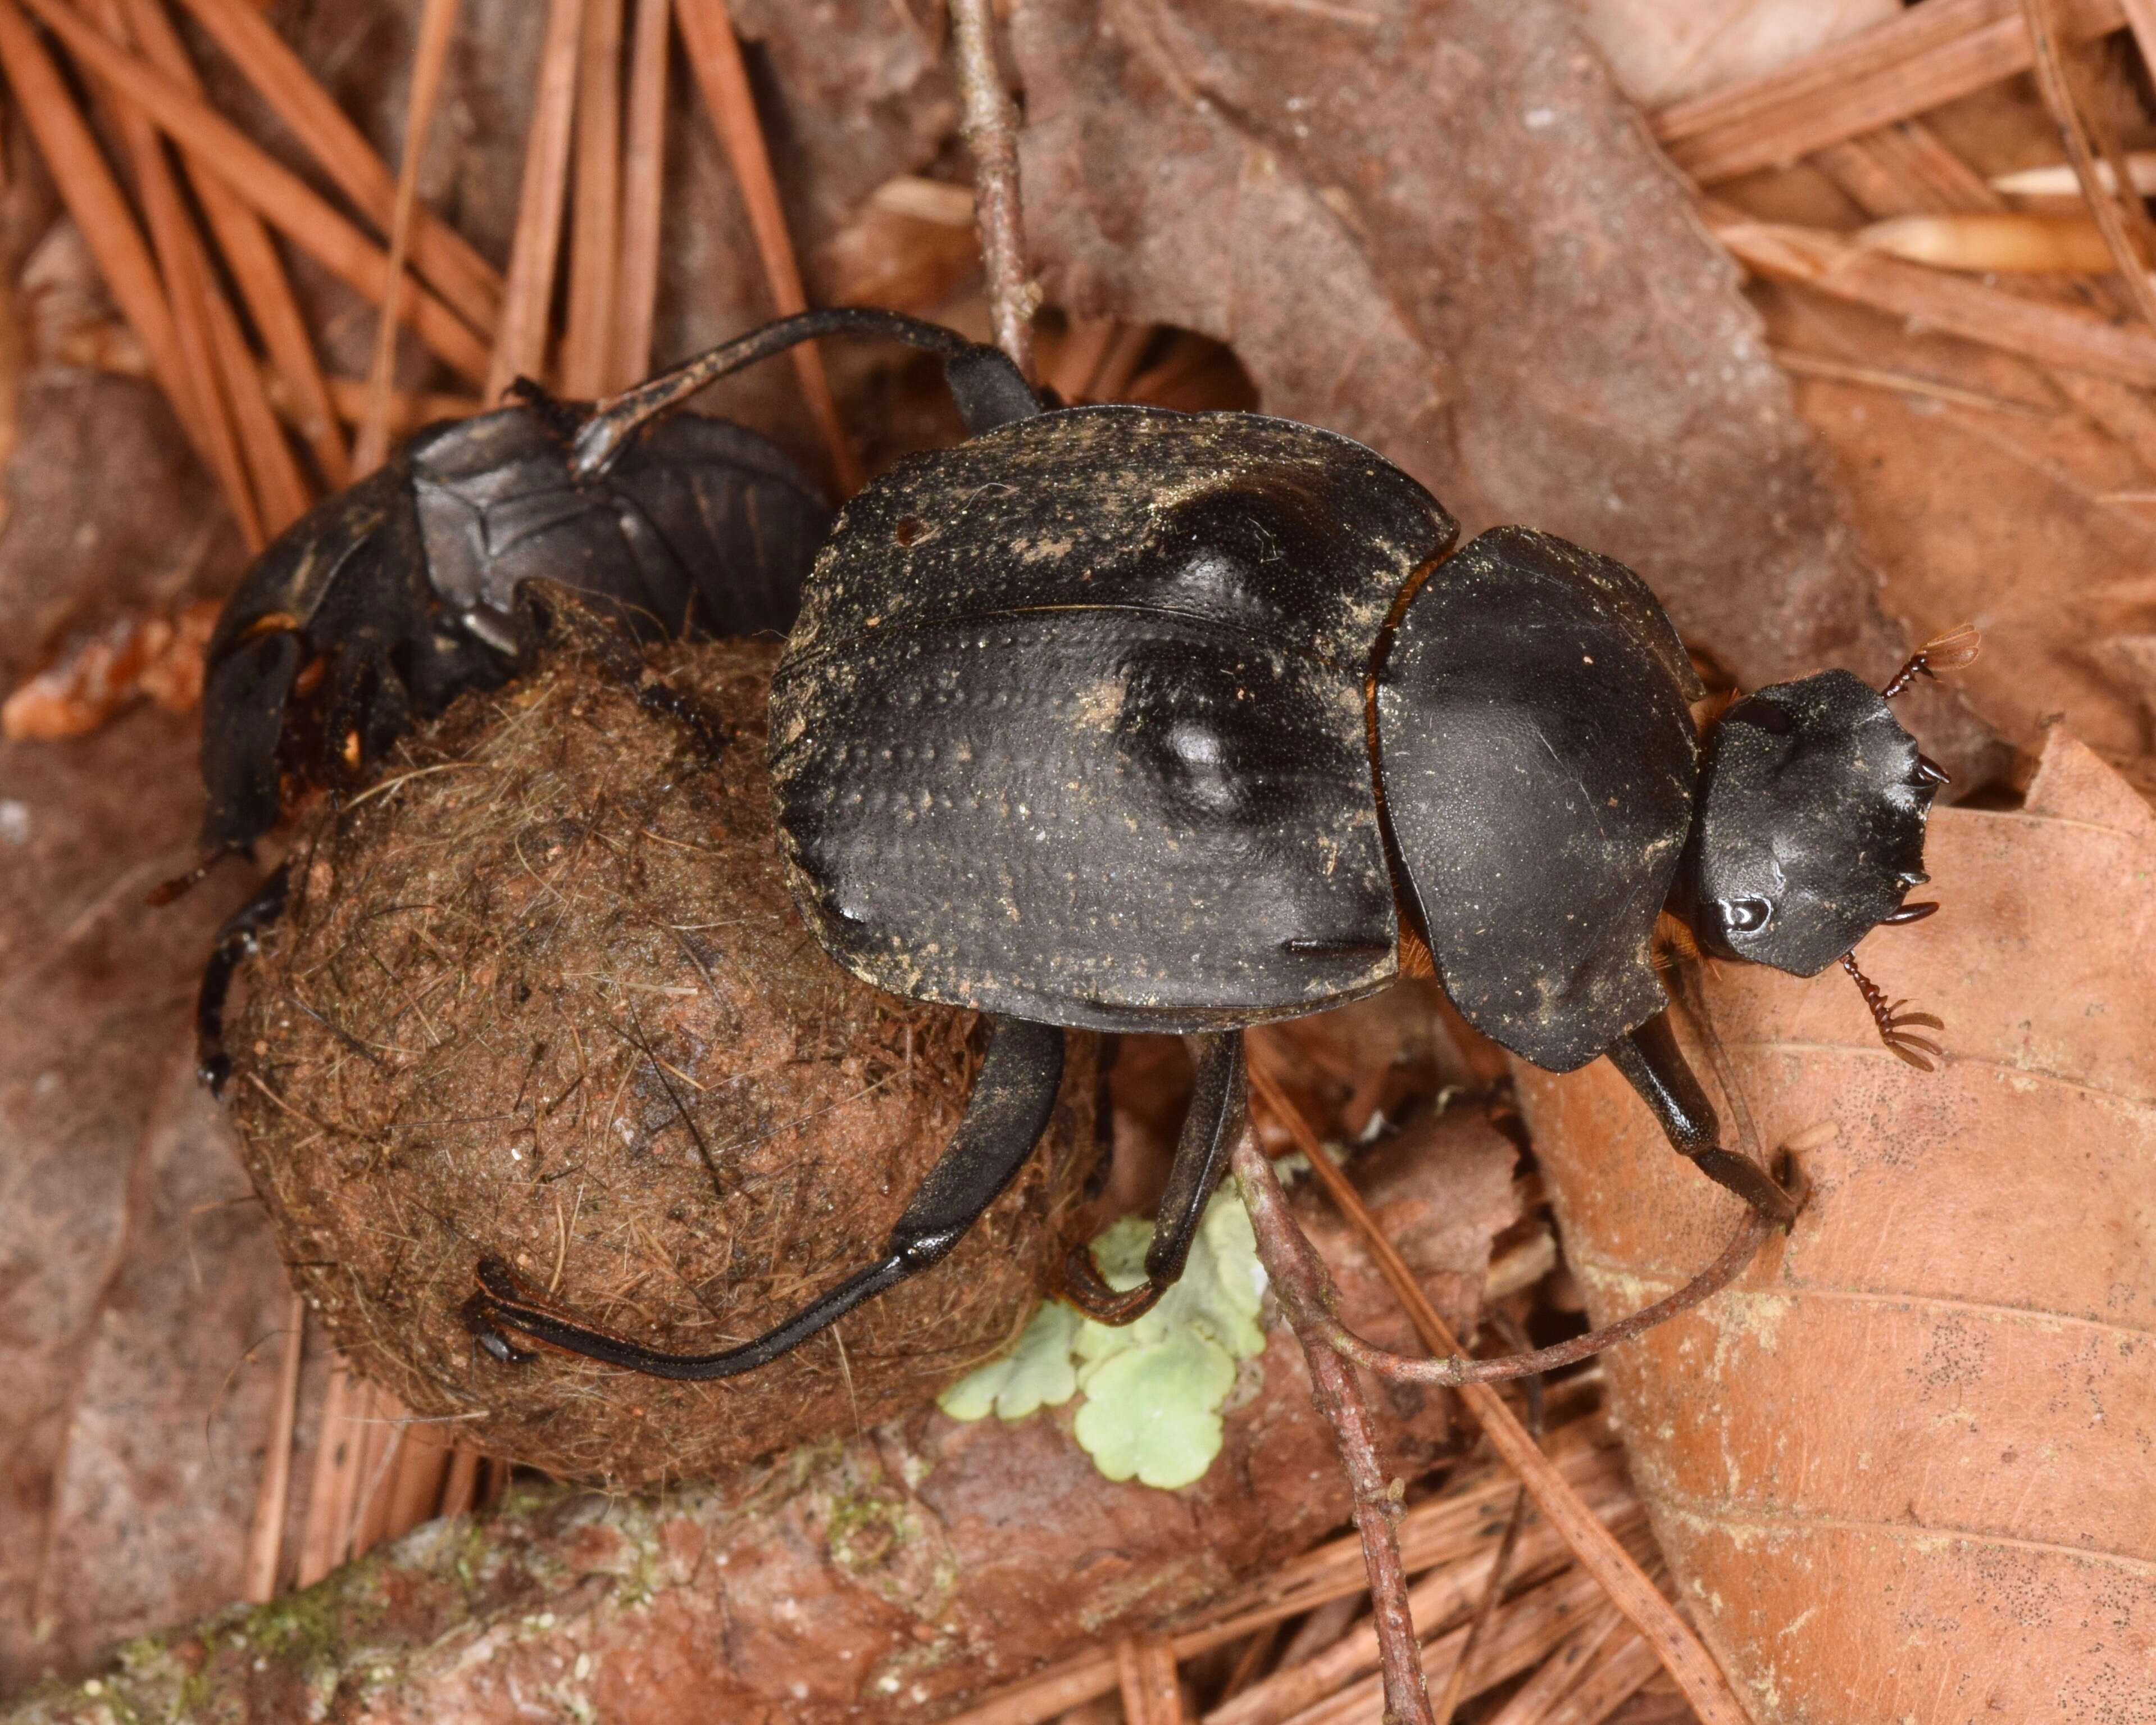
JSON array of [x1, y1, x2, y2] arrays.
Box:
[[1605, 1010, 1800, 1225], [466, 1018, 1067, 1380], [1061, 1033, 1244, 1325]]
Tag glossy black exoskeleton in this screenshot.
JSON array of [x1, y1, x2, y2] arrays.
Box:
[[196, 394, 830, 856], [460, 311, 1974, 1383]]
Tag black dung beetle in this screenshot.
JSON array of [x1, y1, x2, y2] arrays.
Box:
[[185, 377, 838, 1091], [195, 392, 831, 855], [463, 310, 1975, 1382]]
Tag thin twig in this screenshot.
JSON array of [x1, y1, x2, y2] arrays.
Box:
[[1229, 1124, 1434, 1725], [612, 0, 670, 391], [2020, 0, 2156, 333], [1307, 1217, 1772, 1388], [1245, 1059, 1774, 1390], [1432, 1313, 1540, 1725], [1241, 1054, 1752, 1725], [674, 0, 861, 490], [1432, 1491, 1530, 1724], [488, 0, 584, 401], [940, 1427, 1631, 1725], [1206, 1461, 1642, 1725], [356, 0, 461, 473], [949, 0, 1036, 377]]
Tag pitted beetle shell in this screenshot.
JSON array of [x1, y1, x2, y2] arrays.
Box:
[[198, 406, 828, 852], [1374, 526, 1703, 1072], [769, 407, 1459, 1030]]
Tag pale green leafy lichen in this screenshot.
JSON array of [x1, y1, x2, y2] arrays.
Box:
[[934, 1299, 1081, 1422], [1072, 1327, 1239, 1487], [936, 1189, 1268, 1490]]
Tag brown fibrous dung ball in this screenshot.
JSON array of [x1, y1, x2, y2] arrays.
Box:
[[228, 615, 1099, 1486]]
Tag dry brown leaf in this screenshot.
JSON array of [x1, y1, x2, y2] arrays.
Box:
[[1572, 0, 1898, 109], [1516, 729, 2156, 1722], [1013, 0, 2001, 784], [1, 600, 217, 740], [0, 705, 282, 1690]]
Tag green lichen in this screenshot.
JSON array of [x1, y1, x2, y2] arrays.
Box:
[[825, 1490, 918, 1574], [937, 1190, 1268, 1490], [934, 1300, 1080, 1420], [243, 1559, 380, 1668]]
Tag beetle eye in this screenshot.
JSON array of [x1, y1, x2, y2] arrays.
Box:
[[1725, 897, 1772, 933]]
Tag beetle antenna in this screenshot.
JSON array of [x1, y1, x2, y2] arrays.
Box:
[[1650, 909, 1701, 974], [1840, 951, 1944, 1070], [572, 309, 1033, 478], [1882, 622, 1981, 698]]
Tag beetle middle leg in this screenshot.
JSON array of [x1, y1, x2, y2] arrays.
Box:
[[1061, 1033, 1245, 1325], [466, 1016, 1067, 1379], [1605, 1010, 1800, 1225]]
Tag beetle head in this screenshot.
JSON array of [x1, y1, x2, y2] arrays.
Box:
[[1682, 669, 1941, 975]]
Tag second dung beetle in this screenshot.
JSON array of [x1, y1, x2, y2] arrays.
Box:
[[194, 387, 831, 858], [183, 379, 834, 1090], [464, 308, 1978, 1383]]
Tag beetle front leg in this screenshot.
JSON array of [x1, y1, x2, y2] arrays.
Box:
[[1605, 1010, 1800, 1225], [197, 862, 291, 1096], [466, 1018, 1067, 1379], [1061, 1032, 1244, 1325]]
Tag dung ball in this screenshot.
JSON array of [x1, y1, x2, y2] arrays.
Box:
[[225, 618, 1099, 1486]]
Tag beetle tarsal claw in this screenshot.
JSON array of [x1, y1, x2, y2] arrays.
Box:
[[1692, 1148, 1803, 1225], [1056, 1241, 1168, 1326], [462, 1293, 538, 1365]]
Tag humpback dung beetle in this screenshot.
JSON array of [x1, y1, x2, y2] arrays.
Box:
[[184, 381, 835, 1090], [456, 310, 1976, 1381]]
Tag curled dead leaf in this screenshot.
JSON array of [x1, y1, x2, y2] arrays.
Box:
[[1517, 729, 2156, 1721], [1, 600, 218, 741]]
